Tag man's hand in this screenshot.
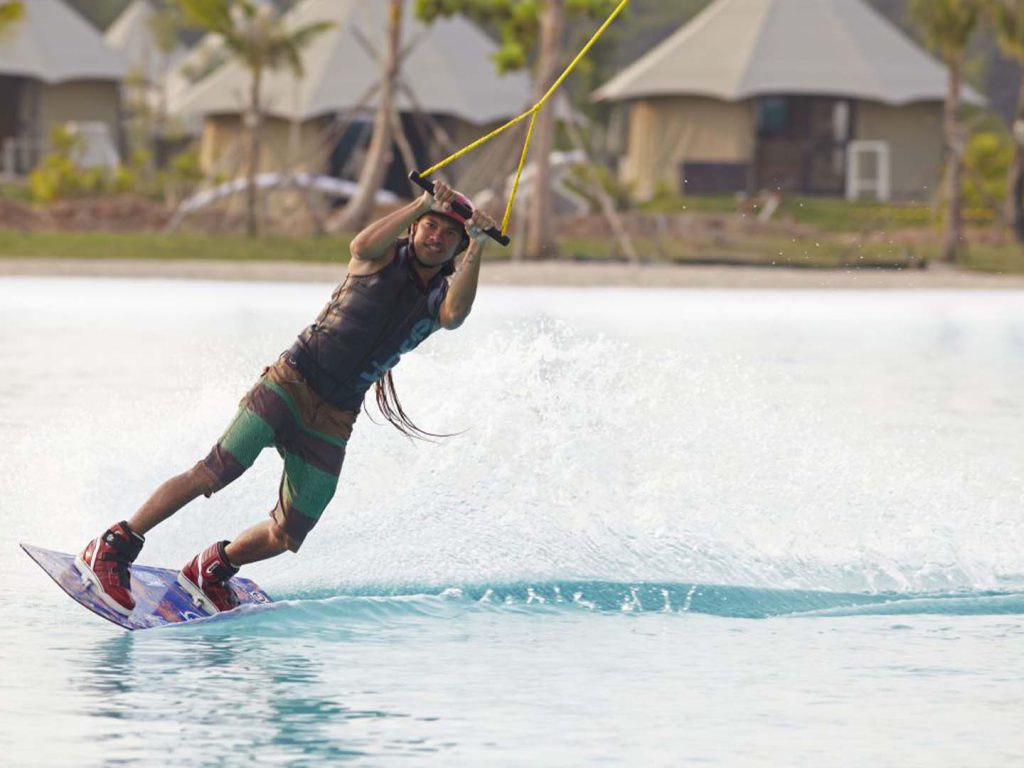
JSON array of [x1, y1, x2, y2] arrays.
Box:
[[421, 180, 497, 244], [351, 181, 461, 269], [423, 181, 459, 215], [465, 209, 497, 244]]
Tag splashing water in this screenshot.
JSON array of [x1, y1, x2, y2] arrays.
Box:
[[2, 280, 1022, 601], [4, 279, 1024, 768]]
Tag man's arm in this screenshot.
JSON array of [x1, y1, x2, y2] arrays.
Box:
[[348, 182, 462, 274], [348, 195, 432, 268], [438, 210, 496, 330]]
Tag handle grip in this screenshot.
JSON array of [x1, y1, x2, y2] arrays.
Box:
[[409, 171, 510, 247]]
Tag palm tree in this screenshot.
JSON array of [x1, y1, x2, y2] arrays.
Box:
[[332, 0, 403, 234], [909, 0, 984, 264], [176, 0, 332, 237], [989, 0, 1024, 243]]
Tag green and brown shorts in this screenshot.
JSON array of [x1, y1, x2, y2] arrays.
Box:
[[196, 357, 357, 551]]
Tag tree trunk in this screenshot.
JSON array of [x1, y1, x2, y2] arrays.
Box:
[[940, 57, 964, 264], [525, 0, 564, 260], [332, 0, 403, 233], [1008, 65, 1024, 244], [246, 65, 263, 238]]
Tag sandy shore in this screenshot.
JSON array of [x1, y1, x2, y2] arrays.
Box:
[[1, 256, 1023, 289]]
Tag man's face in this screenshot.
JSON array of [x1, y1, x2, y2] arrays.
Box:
[[412, 213, 464, 265]]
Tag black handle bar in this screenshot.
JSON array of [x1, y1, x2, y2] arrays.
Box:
[[409, 171, 511, 247]]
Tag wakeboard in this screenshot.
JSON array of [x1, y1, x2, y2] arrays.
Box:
[[20, 543, 273, 631]]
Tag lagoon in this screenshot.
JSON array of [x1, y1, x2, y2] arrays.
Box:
[[1, 278, 1022, 766]]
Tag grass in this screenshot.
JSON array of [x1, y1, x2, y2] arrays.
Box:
[[778, 197, 935, 232], [954, 241, 1024, 274], [0, 231, 352, 263], [638, 193, 1001, 234], [563, 233, 923, 269], [0, 181, 32, 203], [0, 219, 1022, 275]]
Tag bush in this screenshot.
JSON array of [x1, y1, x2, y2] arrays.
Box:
[[963, 130, 1012, 215], [28, 125, 205, 203], [29, 125, 128, 202], [157, 148, 204, 205], [28, 126, 89, 202], [563, 161, 633, 211]]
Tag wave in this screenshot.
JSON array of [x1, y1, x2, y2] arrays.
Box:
[[176, 581, 1024, 634]]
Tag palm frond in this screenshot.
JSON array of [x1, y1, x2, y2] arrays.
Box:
[[174, 0, 236, 36], [909, 0, 984, 58], [0, 1, 25, 26], [288, 20, 335, 51], [989, 0, 1024, 60]]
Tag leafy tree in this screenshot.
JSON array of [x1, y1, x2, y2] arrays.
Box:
[[416, 0, 622, 259], [988, 0, 1024, 243], [909, 0, 985, 264], [174, 0, 332, 236]]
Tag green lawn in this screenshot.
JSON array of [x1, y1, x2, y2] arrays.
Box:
[[0, 231, 351, 263], [565, 235, 923, 269], [954, 241, 1024, 274], [1, 227, 1022, 274], [637, 193, 1001, 234]]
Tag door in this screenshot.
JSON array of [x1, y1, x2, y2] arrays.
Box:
[[755, 96, 853, 195]]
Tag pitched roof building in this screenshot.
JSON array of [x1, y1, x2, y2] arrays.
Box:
[[168, 0, 535, 185], [0, 0, 128, 173], [171, 0, 532, 125], [592, 0, 984, 201]]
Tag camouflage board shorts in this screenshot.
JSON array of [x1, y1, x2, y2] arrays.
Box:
[[196, 357, 357, 551]]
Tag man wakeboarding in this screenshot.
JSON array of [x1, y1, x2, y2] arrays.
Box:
[[76, 182, 496, 616]]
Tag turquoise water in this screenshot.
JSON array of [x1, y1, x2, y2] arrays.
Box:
[[1, 279, 1023, 766]]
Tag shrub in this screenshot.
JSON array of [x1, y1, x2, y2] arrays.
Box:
[[563, 161, 633, 211], [963, 130, 1012, 215], [28, 126, 88, 202], [158, 148, 204, 205], [28, 126, 206, 203]]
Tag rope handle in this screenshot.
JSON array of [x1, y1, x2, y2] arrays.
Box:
[[409, 171, 511, 247], [417, 0, 631, 239]]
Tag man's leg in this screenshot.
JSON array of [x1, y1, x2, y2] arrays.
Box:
[[179, 501, 301, 612], [179, 361, 354, 610], [129, 382, 283, 536], [79, 367, 285, 614], [128, 464, 215, 535], [223, 459, 332, 568], [74, 462, 218, 616], [225, 518, 293, 566]]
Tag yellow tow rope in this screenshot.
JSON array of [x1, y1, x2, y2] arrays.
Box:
[[415, 0, 630, 241]]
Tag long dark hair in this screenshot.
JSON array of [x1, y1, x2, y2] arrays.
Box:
[[371, 235, 461, 440], [372, 371, 454, 441]]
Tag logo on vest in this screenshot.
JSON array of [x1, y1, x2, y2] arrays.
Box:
[[358, 318, 439, 384]]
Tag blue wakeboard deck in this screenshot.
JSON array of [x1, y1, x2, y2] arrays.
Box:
[[20, 543, 273, 631]]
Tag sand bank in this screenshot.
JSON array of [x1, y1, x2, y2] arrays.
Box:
[[1, 257, 1022, 289]]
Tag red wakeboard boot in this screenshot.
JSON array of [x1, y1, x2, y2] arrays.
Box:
[[75, 521, 145, 616], [177, 541, 240, 613]]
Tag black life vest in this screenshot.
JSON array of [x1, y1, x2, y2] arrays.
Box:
[[286, 241, 451, 411]]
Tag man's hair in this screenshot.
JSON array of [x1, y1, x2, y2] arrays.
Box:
[[372, 372, 454, 441], [369, 237, 458, 440]]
